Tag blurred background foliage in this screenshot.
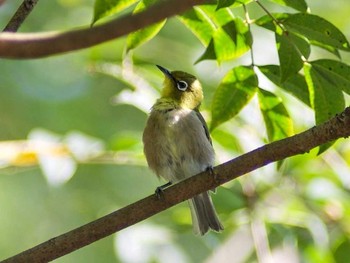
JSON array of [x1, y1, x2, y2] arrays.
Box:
[[1, 0, 350, 262]]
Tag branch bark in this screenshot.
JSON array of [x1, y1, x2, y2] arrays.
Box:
[[2, 107, 350, 262], [3, 0, 40, 32], [0, 0, 206, 59]]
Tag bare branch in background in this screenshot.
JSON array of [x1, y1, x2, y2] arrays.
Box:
[[3, 0, 40, 32], [0, 0, 206, 59], [3, 107, 350, 262]]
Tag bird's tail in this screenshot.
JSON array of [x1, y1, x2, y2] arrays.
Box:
[[188, 192, 223, 235]]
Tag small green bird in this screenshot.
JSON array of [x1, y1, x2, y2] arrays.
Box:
[[143, 65, 223, 235]]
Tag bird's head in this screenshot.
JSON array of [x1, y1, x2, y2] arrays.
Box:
[[157, 65, 204, 109]]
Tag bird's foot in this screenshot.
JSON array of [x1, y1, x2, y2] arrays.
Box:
[[155, 181, 172, 199], [207, 166, 219, 183]]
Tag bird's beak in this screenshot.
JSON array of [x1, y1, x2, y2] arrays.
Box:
[[156, 65, 177, 84]]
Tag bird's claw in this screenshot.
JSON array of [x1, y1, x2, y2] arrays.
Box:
[[207, 166, 219, 183], [155, 181, 172, 199], [155, 186, 164, 199], [207, 166, 219, 193]]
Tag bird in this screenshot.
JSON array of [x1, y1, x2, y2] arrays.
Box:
[[142, 65, 223, 235]]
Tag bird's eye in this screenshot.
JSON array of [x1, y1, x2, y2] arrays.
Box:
[[177, 80, 188, 91]]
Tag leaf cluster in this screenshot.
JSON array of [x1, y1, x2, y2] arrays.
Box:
[[92, 0, 350, 155]]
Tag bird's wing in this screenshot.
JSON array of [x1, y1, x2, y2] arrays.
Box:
[[195, 109, 213, 146]]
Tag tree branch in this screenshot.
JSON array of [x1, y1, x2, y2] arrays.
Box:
[[0, 0, 206, 59], [2, 107, 350, 262], [3, 0, 40, 32]]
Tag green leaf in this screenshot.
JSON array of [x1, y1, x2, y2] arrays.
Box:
[[311, 59, 350, 95], [318, 142, 335, 155], [196, 18, 252, 63], [216, 0, 252, 10], [276, 32, 309, 82], [255, 13, 290, 32], [288, 32, 310, 58], [198, 5, 235, 26], [257, 13, 350, 56], [304, 63, 345, 124], [259, 65, 310, 107], [178, 5, 239, 47], [196, 38, 216, 61], [216, 0, 236, 10], [234, 0, 253, 5], [177, 8, 216, 46], [258, 88, 293, 142], [313, 41, 341, 58], [211, 128, 242, 152], [92, 0, 139, 25], [284, 13, 350, 51], [304, 63, 345, 153], [268, 0, 308, 12], [126, 0, 166, 51], [211, 66, 258, 130], [126, 21, 166, 51], [334, 239, 350, 263]]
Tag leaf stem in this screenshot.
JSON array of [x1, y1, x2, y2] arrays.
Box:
[[254, 0, 286, 33], [243, 4, 255, 66]]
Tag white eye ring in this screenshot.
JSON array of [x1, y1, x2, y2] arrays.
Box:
[[177, 80, 188, 91]]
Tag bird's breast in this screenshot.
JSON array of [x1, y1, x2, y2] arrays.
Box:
[[143, 108, 214, 182]]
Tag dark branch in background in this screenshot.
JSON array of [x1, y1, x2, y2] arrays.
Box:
[[3, 0, 39, 32], [3, 107, 350, 262], [0, 0, 206, 59]]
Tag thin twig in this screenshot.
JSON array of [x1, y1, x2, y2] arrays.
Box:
[[3, 0, 39, 32], [2, 107, 350, 262], [253, 0, 307, 63], [254, 0, 286, 32], [243, 4, 255, 66], [0, 0, 206, 59]]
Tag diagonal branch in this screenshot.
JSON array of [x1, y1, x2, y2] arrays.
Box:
[[3, 0, 40, 32], [0, 0, 206, 59], [2, 107, 350, 262]]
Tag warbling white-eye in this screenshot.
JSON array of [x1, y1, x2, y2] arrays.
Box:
[[143, 65, 223, 235]]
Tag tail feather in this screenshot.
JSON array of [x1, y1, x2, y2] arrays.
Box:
[[188, 192, 223, 235]]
